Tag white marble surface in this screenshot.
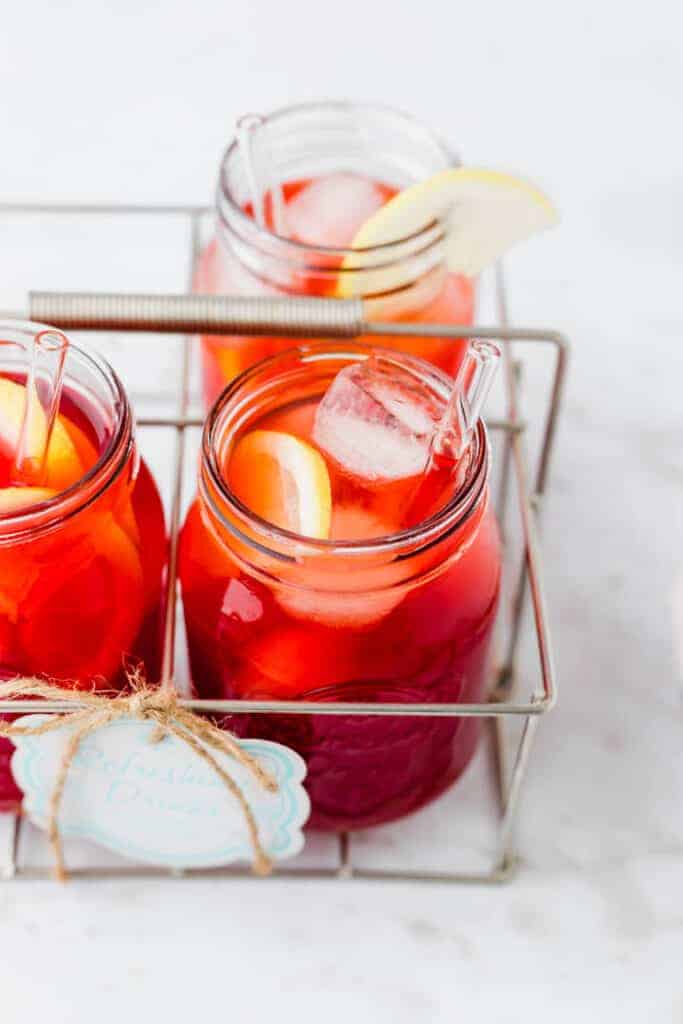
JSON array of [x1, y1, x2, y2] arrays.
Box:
[[1, 1, 683, 1020]]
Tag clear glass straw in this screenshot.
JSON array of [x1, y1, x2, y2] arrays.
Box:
[[236, 114, 266, 228], [403, 340, 501, 526], [11, 329, 68, 485], [236, 113, 288, 235], [432, 339, 502, 461], [270, 174, 287, 236]]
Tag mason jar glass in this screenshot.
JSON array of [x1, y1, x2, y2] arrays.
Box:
[[179, 344, 500, 830], [195, 101, 475, 406], [0, 321, 167, 811]]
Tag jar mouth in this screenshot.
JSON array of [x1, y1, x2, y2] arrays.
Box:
[[0, 320, 132, 539], [217, 99, 455, 265], [202, 342, 489, 563]]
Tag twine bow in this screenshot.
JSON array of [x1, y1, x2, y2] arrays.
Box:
[[0, 672, 278, 880]]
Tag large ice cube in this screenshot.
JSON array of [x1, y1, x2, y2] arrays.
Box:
[[313, 358, 442, 482], [286, 173, 387, 248]]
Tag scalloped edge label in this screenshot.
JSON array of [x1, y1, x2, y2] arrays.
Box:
[[11, 714, 310, 869]]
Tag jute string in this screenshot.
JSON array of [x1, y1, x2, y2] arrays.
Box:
[[0, 673, 278, 880]]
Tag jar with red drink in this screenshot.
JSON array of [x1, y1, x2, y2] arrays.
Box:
[[179, 344, 501, 830], [195, 101, 475, 405], [0, 321, 167, 811]]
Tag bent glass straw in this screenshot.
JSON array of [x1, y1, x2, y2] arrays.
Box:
[[433, 339, 502, 460]]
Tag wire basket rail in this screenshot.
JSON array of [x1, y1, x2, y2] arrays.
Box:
[[0, 201, 568, 883]]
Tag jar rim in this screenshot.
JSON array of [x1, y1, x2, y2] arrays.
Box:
[[0, 320, 133, 539], [201, 342, 490, 563], [217, 99, 456, 262]]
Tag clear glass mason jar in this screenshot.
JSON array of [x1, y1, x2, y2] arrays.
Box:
[[195, 101, 475, 406], [0, 322, 167, 811], [179, 344, 501, 831]]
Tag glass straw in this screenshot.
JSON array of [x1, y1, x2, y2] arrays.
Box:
[[236, 114, 266, 228], [270, 174, 287, 236], [11, 329, 68, 485], [433, 339, 502, 461], [403, 340, 501, 526], [236, 113, 288, 235]]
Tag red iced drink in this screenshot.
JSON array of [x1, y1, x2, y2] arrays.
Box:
[[179, 344, 500, 830], [196, 102, 475, 406], [0, 324, 167, 811]]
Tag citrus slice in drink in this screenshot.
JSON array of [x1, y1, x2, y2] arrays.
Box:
[[269, 506, 407, 629], [0, 486, 56, 514], [62, 417, 99, 475], [0, 379, 85, 491], [236, 622, 362, 698], [15, 517, 145, 685], [0, 487, 59, 626], [337, 167, 558, 294], [227, 429, 332, 539]]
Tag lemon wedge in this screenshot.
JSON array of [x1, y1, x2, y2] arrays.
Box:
[[0, 486, 57, 513], [0, 379, 85, 491], [228, 430, 332, 539], [338, 167, 558, 294]]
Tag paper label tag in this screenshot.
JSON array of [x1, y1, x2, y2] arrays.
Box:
[[11, 715, 310, 869]]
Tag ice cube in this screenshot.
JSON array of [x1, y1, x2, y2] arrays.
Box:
[[286, 173, 387, 248], [313, 358, 442, 482], [276, 576, 404, 629]]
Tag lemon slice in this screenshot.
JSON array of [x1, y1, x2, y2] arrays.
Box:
[[338, 168, 558, 294], [0, 486, 57, 513], [228, 430, 332, 539], [0, 379, 85, 490]]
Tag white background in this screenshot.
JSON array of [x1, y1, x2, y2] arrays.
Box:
[[1, 1, 682, 1021]]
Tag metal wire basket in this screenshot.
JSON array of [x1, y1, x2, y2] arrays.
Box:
[[0, 201, 568, 883]]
